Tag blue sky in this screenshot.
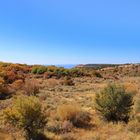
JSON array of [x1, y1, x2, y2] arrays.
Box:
[[0, 0, 140, 64]]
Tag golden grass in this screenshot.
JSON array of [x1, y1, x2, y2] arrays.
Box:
[[1, 76, 140, 140], [57, 103, 81, 121]]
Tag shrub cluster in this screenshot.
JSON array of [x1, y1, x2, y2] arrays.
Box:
[[0, 63, 30, 85], [31, 65, 85, 78], [31, 66, 47, 74]]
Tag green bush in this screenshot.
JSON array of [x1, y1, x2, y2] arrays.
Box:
[[92, 71, 102, 78], [37, 66, 47, 74], [95, 84, 134, 123], [69, 68, 84, 77], [31, 67, 38, 74], [31, 66, 47, 74], [55, 68, 69, 78], [3, 96, 47, 140]]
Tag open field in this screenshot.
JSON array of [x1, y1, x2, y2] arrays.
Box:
[[1, 62, 140, 140]]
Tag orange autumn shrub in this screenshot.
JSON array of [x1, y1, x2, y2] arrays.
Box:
[[0, 77, 5, 85], [6, 64, 30, 73], [11, 79, 24, 90], [0, 84, 12, 100], [5, 71, 17, 84]]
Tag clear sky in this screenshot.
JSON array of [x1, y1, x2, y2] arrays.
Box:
[[0, 0, 140, 64]]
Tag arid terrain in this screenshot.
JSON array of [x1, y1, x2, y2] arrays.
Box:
[[0, 62, 140, 140]]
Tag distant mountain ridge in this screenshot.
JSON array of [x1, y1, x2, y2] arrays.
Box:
[[76, 63, 140, 69], [45, 63, 140, 70]]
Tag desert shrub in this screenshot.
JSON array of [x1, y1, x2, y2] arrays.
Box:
[[69, 68, 84, 77], [57, 104, 80, 121], [47, 65, 57, 72], [95, 84, 134, 123], [60, 77, 75, 86], [61, 121, 73, 133], [127, 120, 140, 133], [0, 77, 5, 85], [37, 66, 47, 74], [11, 79, 24, 90], [0, 100, 12, 110], [0, 84, 12, 100], [54, 68, 70, 78], [3, 96, 47, 140], [92, 71, 102, 78], [0, 62, 11, 67], [31, 66, 47, 74], [23, 79, 40, 96], [47, 120, 73, 134], [43, 72, 55, 79], [133, 98, 140, 122], [72, 111, 91, 127], [3, 71, 17, 84], [134, 98, 140, 114], [1, 70, 25, 84], [47, 121, 62, 134], [57, 104, 91, 128], [0, 72, 6, 79], [6, 64, 28, 73], [31, 67, 38, 74], [32, 65, 85, 78]]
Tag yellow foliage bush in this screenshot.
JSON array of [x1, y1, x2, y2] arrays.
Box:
[[3, 96, 47, 140]]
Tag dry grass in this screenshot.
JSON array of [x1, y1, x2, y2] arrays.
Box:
[[57, 103, 81, 121], [23, 79, 40, 96], [47, 78, 59, 88], [0, 132, 13, 140], [123, 82, 139, 95], [1, 76, 140, 140]]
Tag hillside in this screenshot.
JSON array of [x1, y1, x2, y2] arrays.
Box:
[[76, 64, 120, 69], [0, 61, 140, 140]]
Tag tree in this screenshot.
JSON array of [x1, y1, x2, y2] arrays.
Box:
[[95, 84, 134, 123]]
